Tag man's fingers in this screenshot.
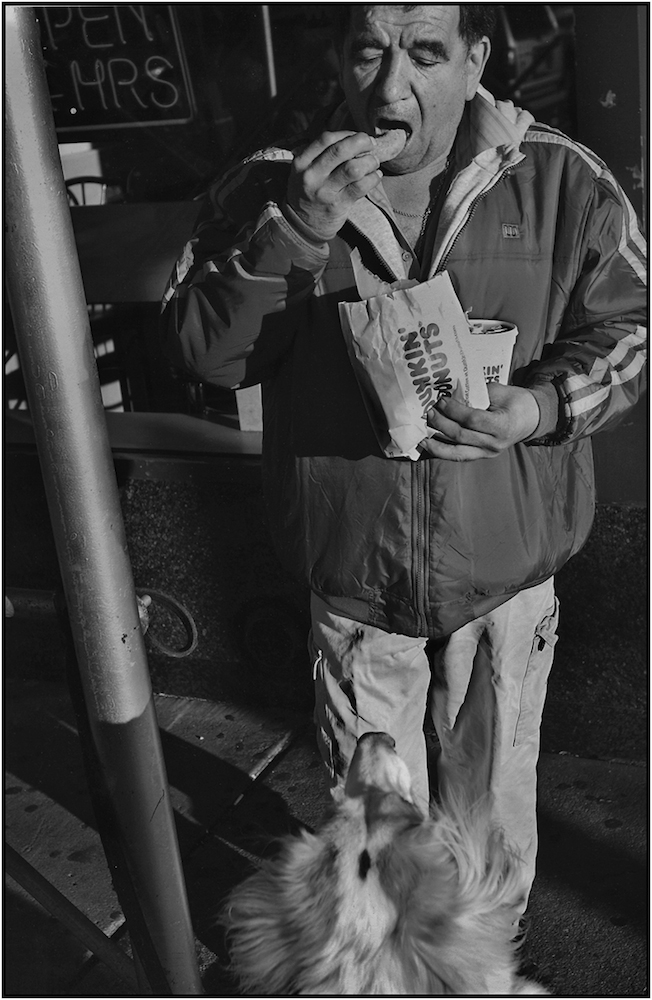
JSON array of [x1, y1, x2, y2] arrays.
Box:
[[293, 130, 375, 173], [319, 130, 378, 171], [311, 143, 380, 199], [432, 395, 495, 431], [333, 157, 383, 202], [418, 437, 488, 461], [292, 130, 356, 170], [287, 129, 382, 240], [422, 387, 540, 460], [337, 150, 380, 185], [427, 401, 491, 442], [426, 408, 463, 441]]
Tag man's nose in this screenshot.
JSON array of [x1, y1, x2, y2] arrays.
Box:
[[374, 51, 411, 104]]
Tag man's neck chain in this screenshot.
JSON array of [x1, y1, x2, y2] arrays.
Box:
[[392, 155, 453, 243]]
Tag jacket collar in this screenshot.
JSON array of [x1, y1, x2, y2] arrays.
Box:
[[458, 85, 533, 166]]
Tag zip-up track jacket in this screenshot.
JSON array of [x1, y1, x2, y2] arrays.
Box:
[[161, 89, 647, 638]]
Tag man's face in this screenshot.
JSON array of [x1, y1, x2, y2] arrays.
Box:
[[339, 5, 489, 174]]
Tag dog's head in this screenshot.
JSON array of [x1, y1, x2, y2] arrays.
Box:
[[223, 732, 548, 995]]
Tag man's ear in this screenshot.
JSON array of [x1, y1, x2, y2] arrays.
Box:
[[465, 37, 491, 100]]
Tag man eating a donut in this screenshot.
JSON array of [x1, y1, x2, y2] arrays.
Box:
[[162, 5, 646, 922]]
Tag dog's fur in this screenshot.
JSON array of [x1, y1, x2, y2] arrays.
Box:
[[223, 732, 548, 995]]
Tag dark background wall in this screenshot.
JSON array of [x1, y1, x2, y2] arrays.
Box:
[[571, 5, 647, 503]]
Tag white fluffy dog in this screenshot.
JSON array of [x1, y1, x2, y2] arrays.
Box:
[[223, 732, 548, 995]]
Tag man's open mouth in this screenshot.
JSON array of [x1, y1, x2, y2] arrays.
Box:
[[371, 119, 411, 162], [373, 118, 412, 142]]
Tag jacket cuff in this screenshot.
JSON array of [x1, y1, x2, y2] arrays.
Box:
[[523, 382, 562, 441], [281, 200, 330, 251]]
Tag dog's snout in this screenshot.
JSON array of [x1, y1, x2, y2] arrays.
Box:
[[357, 732, 396, 752], [345, 731, 414, 804]]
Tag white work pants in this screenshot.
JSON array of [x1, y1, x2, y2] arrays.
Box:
[[310, 578, 558, 899]]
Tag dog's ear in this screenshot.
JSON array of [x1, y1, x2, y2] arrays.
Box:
[[223, 832, 341, 995], [378, 834, 462, 994], [377, 826, 461, 943], [429, 796, 528, 918], [393, 815, 544, 997], [222, 866, 300, 995]]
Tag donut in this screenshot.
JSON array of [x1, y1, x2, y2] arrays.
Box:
[[375, 129, 408, 162]]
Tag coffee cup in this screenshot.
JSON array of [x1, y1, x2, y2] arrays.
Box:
[[467, 320, 518, 387]]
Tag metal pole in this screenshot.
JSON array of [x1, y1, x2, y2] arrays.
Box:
[[261, 4, 277, 98], [4, 7, 202, 995]]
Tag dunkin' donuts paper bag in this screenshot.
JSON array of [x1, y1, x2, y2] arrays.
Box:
[[339, 268, 516, 459]]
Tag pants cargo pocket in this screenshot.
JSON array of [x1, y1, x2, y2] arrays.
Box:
[[309, 633, 339, 781], [513, 597, 560, 747]]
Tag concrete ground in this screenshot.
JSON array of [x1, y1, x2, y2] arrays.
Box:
[[4, 669, 647, 997]]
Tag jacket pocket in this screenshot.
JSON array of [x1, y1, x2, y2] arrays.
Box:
[[513, 597, 560, 747]]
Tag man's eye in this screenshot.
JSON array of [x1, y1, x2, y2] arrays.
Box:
[[412, 55, 439, 68], [355, 50, 382, 65]]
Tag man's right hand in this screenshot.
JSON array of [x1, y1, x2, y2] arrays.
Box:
[[286, 131, 382, 242]]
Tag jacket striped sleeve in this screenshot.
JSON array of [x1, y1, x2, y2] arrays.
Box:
[[160, 150, 330, 389], [525, 134, 647, 444]]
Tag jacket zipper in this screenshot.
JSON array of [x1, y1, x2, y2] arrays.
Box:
[[435, 166, 514, 276], [352, 166, 513, 636], [412, 459, 431, 635], [412, 168, 515, 635]]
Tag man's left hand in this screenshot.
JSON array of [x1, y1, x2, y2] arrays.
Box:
[[419, 383, 540, 461]]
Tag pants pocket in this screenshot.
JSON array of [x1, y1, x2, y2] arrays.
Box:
[[513, 597, 560, 747], [309, 635, 339, 780]]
